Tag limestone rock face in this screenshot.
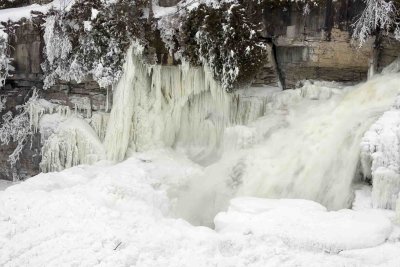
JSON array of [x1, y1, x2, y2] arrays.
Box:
[[275, 29, 373, 88]]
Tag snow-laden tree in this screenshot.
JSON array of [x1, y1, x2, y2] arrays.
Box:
[[178, 2, 268, 91], [353, 0, 400, 46], [0, 89, 38, 170], [42, 0, 150, 89]]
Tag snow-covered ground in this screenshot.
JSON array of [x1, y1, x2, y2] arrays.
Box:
[[0, 1, 72, 23], [1, 149, 399, 267], [0, 180, 12, 191]]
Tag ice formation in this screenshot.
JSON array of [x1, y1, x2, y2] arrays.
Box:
[[361, 106, 400, 210], [40, 117, 105, 173], [104, 45, 277, 163], [27, 96, 105, 173], [28, 98, 71, 133], [69, 96, 92, 118], [20, 43, 400, 230], [359, 58, 400, 211], [90, 112, 110, 142]]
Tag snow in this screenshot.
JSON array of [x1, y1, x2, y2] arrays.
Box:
[[0, 180, 12, 191], [1, 3, 400, 263], [1, 150, 400, 266], [352, 0, 400, 46], [0, 1, 74, 23], [0, 4, 49, 23], [215, 198, 392, 253], [153, 3, 177, 18]]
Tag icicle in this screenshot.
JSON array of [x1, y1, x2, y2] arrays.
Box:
[[106, 87, 110, 112], [104, 43, 287, 163], [103, 46, 141, 161], [69, 96, 91, 118], [90, 112, 109, 142]]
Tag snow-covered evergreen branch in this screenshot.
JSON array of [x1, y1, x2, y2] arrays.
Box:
[[42, 0, 149, 89]]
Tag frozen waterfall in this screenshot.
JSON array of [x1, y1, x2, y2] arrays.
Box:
[[172, 75, 400, 225], [103, 45, 274, 164], [36, 45, 400, 226]]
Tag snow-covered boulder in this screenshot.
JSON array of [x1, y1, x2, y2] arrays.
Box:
[[215, 197, 393, 253]]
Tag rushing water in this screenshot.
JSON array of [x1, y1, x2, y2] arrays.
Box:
[[172, 75, 400, 225]]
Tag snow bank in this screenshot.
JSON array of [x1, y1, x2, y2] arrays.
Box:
[[1, 154, 399, 266], [215, 197, 392, 253], [0, 1, 75, 23], [0, 152, 216, 267]]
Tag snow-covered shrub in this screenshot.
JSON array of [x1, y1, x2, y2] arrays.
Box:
[[179, 2, 268, 91], [42, 0, 150, 89], [352, 0, 400, 46], [41, 14, 76, 88]]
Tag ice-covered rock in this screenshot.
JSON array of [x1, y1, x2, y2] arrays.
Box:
[[360, 99, 400, 209]]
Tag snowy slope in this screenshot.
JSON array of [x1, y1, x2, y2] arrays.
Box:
[[0, 1, 74, 23], [1, 150, 400, 267]]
